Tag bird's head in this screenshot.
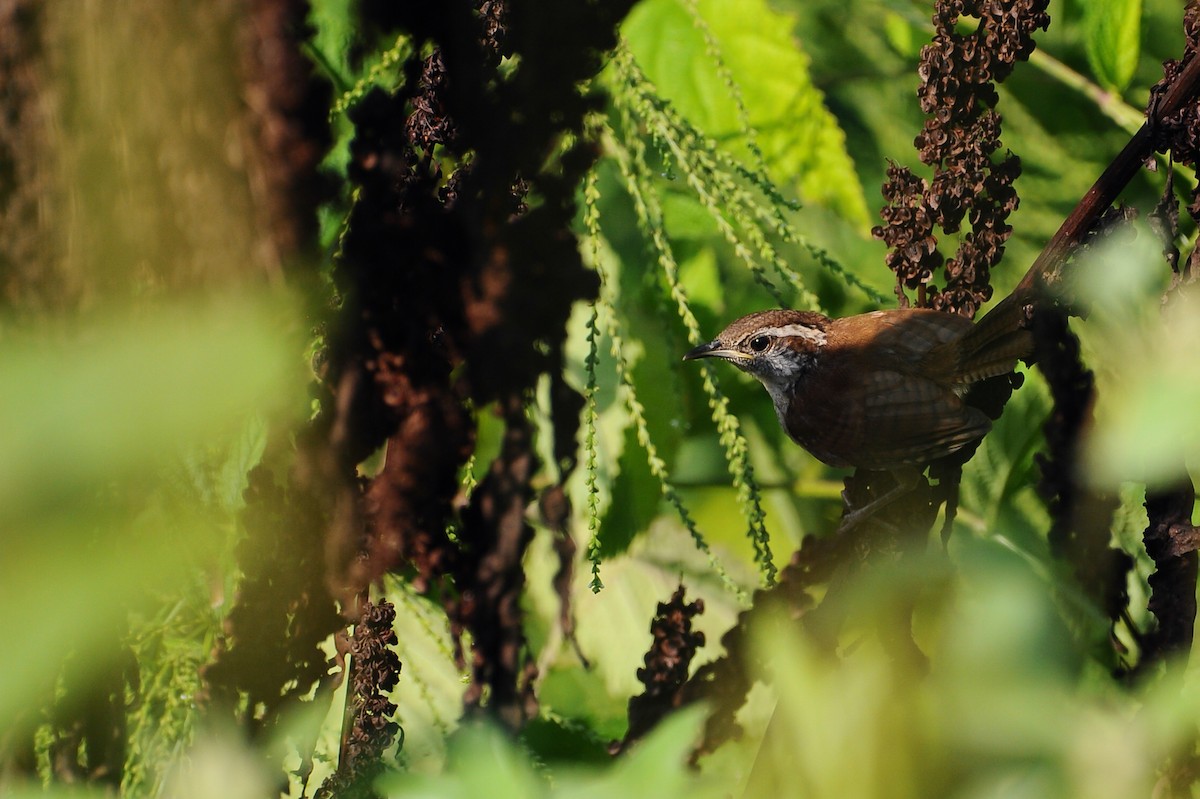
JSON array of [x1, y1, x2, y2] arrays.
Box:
[[683, 309, 829, 391]]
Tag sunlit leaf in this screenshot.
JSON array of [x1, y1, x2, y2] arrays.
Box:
[[1083, 0, 1142, 91], [163, 735, 276, 799], [623, 0, 872, 229]]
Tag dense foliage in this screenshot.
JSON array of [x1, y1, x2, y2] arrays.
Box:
[[4, 0, 1200, 797]]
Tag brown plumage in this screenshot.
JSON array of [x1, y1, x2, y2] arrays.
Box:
[[684, 306, 1033, 472]]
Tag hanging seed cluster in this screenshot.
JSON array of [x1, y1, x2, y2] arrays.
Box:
[[874, 0, 1049, 317], [330, 0, 634, 729], [613, 587, 706, 753], [316, 599, 402, 799]]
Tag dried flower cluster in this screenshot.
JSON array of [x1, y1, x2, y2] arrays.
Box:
[[1143, 486, 1200, 664], [613, 587, 706, 753], [329, 0, 635, 734], [874, 0, 1049, 317], [316, 599, 402, 799], [1136, 0, 1200, 666], [203, 463, 344, 730], [1151, 4, 1200, 155], [346, 601, 402, 765], [1150, 3, 1200, 285], [405, 51, 456, 154]]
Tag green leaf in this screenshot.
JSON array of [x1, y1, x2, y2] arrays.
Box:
[[563, 707, 721, 799], [521, 715, 612, 766], [387, 582, 465, 773], [882, 11, 919, 58], [0, 297, 299, 516], [1072, 235, 1200, 488], [599, 424, 660, 557], [622, 0, 872, 230], [957, 368, 1050, 549], [307, 0, 356, 82], [376, 708, 723, 799], [1083, 0, 1142, 91], [378, 722, 546, 799]]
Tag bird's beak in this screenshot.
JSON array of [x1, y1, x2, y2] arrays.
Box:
[[683, 341, 749, 362]]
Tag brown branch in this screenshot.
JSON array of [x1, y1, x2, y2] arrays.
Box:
[[971, 48, 1200, 381], [1016, 50, 1200, 297]]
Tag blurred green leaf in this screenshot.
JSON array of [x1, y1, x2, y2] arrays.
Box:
[[957, 368, 1051, 550], [0, 789, 109, 799], [733, 544, 1185, 798], [1074, 235, 1200, 487], [0, 296, 300, 516], [173, 414, 269, 517], [520, 715, 612, 766], [675, 247, 724, 313], [0, 293, 301, 732], [378, 721, 545, 799], [1083, 0, 1142, 91], [562, 707, 718, 799], [162, 735, 277, 799], [307, 0, 356, 85], [882, 11, 919, 58], [378, 707, 721, 799]]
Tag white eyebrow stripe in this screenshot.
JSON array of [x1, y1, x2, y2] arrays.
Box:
[[758, 324, 827, 345]]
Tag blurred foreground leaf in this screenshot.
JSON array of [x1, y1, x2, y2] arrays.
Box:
[[0, 296, 300, 512], [0, 293, 302, 732], [1073, 235, 1200, 487], [377, 706, 722, 799], [736, 542, 1196, 798]]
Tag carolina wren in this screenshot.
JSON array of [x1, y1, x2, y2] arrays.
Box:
[[685, 302, 1034, 527]]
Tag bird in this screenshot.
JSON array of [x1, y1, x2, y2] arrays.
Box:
[[683, 295, 1036, 529]]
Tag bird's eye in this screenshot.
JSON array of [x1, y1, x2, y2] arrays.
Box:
[[749, 335, 771, 353]]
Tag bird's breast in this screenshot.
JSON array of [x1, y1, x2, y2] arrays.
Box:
[[774, 366, 859, 469]]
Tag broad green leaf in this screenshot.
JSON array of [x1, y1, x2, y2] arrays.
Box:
[[563, 707, 723, 799], [564, 529, 745, 701], [1083, 0, 1142, 91], [622, 0, 872, 230], [731, 545, 1190, 798], [882, 11, 919, 58], [378, 721, 545, 799], [162, 736, 277, 799], [387, 583, 465, 773], [957, 367, 1050, 552], [538, 663, 632, 743], [307, 0, 356, 82], [675, 247, 724, 313], [521, 715, 612, 766]]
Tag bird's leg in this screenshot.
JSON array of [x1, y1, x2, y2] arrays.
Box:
[[836, 466, 922, 535]]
